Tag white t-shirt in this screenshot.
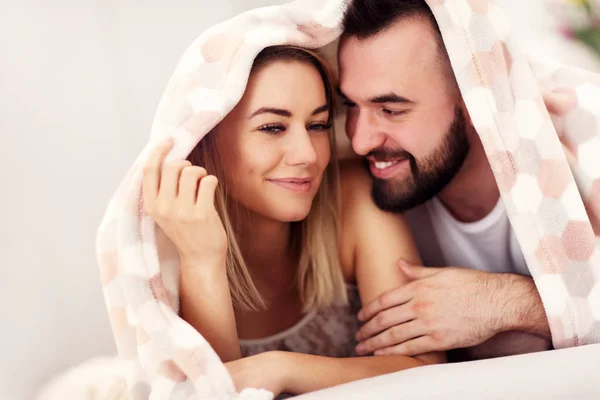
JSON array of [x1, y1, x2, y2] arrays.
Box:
[[405, 197, 530, 276]]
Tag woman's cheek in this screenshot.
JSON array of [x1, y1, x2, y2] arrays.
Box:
[[316, 136, 332, 171]]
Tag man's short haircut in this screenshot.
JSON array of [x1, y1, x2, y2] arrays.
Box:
[[342, 0, 444, 53], [342, 0, 457, 93]]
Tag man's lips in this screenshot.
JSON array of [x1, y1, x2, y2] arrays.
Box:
[[368, 158, 409, 179], [267, 178, 313, 194]]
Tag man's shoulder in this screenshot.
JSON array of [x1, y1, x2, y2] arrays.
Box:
[[404, 200, 433, 230], [403, 200, 449, 267]]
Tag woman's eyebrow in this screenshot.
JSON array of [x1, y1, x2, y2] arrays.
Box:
[[250, 107, 292, 118], [312, 104, 329, 115], [249, 105, 329, 119]]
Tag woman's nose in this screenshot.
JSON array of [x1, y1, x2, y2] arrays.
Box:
[[285, 128, 319, 166]]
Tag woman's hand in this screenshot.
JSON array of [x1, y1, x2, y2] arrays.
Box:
[[142, 138, 227, 268], [225, 352, 289, 397]]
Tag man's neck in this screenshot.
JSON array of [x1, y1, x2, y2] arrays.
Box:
[[437, 138, 500, 223]]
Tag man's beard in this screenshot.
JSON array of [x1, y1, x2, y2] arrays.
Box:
[[369, 107, 470, 213]]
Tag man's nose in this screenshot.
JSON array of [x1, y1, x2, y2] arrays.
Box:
[[347, 110, 386, 156]]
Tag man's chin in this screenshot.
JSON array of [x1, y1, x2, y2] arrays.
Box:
[[371, 185, 414, 213], [370, 177, 441, 213]]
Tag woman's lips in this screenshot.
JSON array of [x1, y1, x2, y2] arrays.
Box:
[[267, 178, 313, 194]]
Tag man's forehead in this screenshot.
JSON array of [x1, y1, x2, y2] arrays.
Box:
[[338, 21, 440, 99]]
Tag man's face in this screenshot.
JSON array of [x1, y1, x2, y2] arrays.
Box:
[[338, 16, 471, 212]]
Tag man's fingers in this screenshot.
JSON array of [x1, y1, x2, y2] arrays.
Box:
[[355, 321, 423, 355], [178, 166, 207, 202], [355, 304, 415, 341], [374, 335, 439, 357], [197, 175, 219, 209], [358, 285, 413, 322], [398, 259, 441, 280], [142, 138, 174, 203]]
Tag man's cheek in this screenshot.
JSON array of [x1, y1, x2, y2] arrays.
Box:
[[345, 114, 357, 140]]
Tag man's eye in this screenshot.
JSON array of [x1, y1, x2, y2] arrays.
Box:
[[343, 100, 357, 108], [383, 109, 405, 116]]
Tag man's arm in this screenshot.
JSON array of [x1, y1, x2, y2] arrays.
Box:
[[494, 273, 551, 340], [355, 263, 552, 356]]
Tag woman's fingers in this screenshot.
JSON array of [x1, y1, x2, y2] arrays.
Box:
[[197, 175, 219, 210], [142, 138, 218, 220], [160, 160, 192, 201], [178, 166, 208, 202], [142, 138, 174, 203]]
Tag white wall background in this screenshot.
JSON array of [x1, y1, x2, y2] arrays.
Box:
[[1, 1, 599, 399]]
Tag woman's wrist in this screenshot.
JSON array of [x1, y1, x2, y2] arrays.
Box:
[[266, 351, 294, 395], [179, 254, 227, 273], [179, 257, 229, 304]]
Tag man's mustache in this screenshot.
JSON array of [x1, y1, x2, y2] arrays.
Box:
[[367, 149, 413, 162]]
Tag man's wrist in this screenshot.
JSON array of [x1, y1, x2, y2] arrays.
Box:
[[493, 274, 551, 338]]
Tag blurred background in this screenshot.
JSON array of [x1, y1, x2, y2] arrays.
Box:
[[1, 1, 599, 399]]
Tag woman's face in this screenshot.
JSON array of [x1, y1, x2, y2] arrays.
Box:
[[216, 60, 331, 223]]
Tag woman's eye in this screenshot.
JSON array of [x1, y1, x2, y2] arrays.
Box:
[[258, 124, 285, 134], [342, 100, 357, 108], [309, 123, 332, 132]]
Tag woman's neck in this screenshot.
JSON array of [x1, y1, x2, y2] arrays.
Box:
[[232, 208, 297, 294]]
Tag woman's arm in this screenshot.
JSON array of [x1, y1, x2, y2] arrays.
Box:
[[338, 159, 422, 307], [339, 159, 445, 357], [227, 350, 433, 396], [141, 139, 241, 362], [283, 352, 432, 394], [180, 259, 241, 362]]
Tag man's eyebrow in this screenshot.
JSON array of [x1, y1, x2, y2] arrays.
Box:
[[370, 93, 414, 104], [336, 89, 413, 105], [250, 107, 292, 118], [336, 88, 350, 101]]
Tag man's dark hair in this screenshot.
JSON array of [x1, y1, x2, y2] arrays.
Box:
[[342, 0, 443, 48]]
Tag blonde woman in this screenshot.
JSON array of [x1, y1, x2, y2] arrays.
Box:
[[142, 46, 445, 397]]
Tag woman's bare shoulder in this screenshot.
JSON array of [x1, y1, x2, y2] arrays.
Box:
[[337, 158, 419, 284]]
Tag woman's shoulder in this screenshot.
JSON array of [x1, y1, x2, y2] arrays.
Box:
[[338, 158, 372, 205], [337, 158, 414, 280], [337, 159, 369, 280], [338, 158, 405, 223]]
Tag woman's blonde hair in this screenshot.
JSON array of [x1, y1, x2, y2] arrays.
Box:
[[188, 45, 346, 313]]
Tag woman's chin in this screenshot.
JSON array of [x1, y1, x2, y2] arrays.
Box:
[[273, 207, 311, 223]]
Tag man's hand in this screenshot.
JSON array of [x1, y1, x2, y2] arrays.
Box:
[[355, 260, 550, 356]]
